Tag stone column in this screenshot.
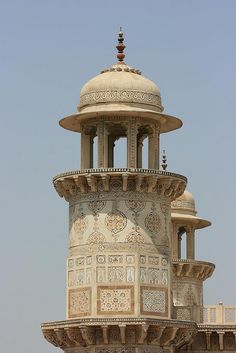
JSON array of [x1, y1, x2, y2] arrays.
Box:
[[205, 331, 212, 351], [90, 135, 94, 168], [137, 139, 143, 168], [172, 223, 178, 259], [148, 124, 159, 170], [81, 127, 85, 169], [127, 118, 137, 168], [148, 133, 155, 169], [104, 128, 109, 168], [97, 120, 105, 168], [217, 331, 225, 351], [186, 227, 195, 260], [84, 134, 92, 168], [81, 128, 92, 169], [156, 129, 160, 169], [178, 233, 182, 259], [233, 332, 236, 350], [108, 135, 115, 168]]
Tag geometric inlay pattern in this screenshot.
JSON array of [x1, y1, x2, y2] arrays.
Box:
[[225, 308, 236, 322], [141, 286, 168, 316], [176, 307, 191, 321], [125, 200, 146, 212], [97, 286, 134, 314]]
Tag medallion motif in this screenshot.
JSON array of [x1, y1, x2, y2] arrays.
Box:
[[126, 231, 145, 243], [88, 231, 105, 244], [88, 200, 106, 214], [105, 210, 127, 234], [73, 213, 88, 235], [145, 212, 161, 234]]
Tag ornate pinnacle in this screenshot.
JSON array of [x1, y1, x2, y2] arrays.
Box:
[[162, 150, 168, 171], [116, 27, 126, 63]]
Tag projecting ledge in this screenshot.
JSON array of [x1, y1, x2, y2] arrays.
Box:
[[53, 168, 187, 202], [42, 317, 197, 350], [172, 260, 215, 280]]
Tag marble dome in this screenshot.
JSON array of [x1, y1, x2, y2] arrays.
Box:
[[78, 63, 164, 114], [59, 31, 182, 134], [171, 190, 196, 216]]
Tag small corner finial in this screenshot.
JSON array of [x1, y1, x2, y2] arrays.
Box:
[[116, 27, 126, 63], [162, 149, 168, 171]]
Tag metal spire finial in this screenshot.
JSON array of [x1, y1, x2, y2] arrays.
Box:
[[116, 27, 126, 63], [161, 150, 168, 171]]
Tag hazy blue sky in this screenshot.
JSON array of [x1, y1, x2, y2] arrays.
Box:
[[0, 1, 236, 352]]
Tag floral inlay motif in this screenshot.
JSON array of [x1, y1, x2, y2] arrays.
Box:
[[105, 210, 127, 234], [69, 288, 91, 317], [145, 212, 161, 234], [88, 200, 106, 214], [73, 213, 88, 235], [125, 200, 146, 212], [126, 231, 145, 243], [88, 231, 105, 244], [99, 288, 132, 313], [160, 203, 169, 216], [108, 266, 124, 282]]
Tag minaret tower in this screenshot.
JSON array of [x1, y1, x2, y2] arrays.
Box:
[[42, 30, 197, 353], [171, 191, 215, 323]]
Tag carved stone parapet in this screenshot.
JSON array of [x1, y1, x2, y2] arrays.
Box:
[[172, 260, 215, 281], [53, 168, 187, 202]]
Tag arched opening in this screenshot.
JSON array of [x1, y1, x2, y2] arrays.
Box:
[[113, 137, 127, 168], [178, 227, 187, 259], [93, 136, 98, 168], [106, 123, 127, 168], [142, 137, 148, 169], [181, 232, 187, 259]]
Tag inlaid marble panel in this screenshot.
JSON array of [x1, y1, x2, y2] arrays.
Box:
[[68, 288, 91, 318], [97, 286, 134, 314]]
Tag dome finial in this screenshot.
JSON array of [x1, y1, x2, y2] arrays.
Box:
[[116, 27, 126, 63], [162, 149, 168, 171]]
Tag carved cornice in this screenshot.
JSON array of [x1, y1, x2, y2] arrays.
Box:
[[172, 260, 215, 281], [42, 318, 197, 350], [53, 168, 187, 202], [197, 324, 236, 332]]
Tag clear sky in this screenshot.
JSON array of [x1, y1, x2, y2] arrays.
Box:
[[0, 1, 236, 352]]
